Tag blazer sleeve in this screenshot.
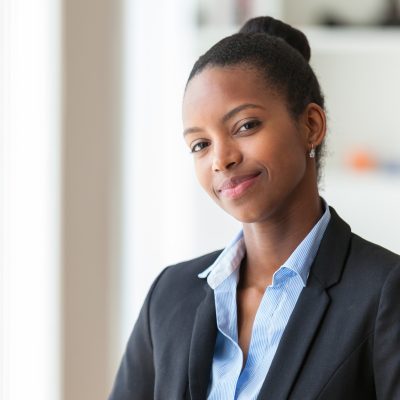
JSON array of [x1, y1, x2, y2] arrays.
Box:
[[373, 265, 400, 400], [108, 268, 168, 400]]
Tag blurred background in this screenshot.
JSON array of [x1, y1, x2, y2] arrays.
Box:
[[1, 0, 399, 399]]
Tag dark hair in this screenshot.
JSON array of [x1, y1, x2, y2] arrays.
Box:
[[187, 16, 326, 178]]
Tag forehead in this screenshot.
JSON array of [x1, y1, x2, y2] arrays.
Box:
[[183, 66, 280, 123]]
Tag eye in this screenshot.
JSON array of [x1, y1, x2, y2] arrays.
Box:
[[237, 120, 261, 133], [190, 141, 210, 153]]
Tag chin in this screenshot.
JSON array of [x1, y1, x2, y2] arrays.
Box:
[[222, 205, 265, 224], [219, 196, 283, 224]]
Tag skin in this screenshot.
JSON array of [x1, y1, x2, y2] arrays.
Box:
[[183, 65, 326, 366]]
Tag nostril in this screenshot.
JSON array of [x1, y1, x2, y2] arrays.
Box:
[[212, 160, 237, 172], [212, 146, 242, 171]]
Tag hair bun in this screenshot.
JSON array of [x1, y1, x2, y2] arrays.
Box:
[[239, 16, 311, 62]]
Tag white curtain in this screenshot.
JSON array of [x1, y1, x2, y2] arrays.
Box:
[[0, 1, 60, 399]]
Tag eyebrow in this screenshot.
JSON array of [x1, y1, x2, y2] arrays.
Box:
[[222, 103, 265, 123], [183, 103, 265, 137]]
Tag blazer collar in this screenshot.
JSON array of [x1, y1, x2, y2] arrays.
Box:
[[258, 206, 352, 399], [188, 284, 217, 400], [310, 206, 352, 288]]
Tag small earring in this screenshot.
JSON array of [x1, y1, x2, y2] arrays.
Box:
[[309, 144, 316, 159]]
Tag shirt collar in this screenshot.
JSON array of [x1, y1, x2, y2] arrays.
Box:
[[198, 199, 331, 289]]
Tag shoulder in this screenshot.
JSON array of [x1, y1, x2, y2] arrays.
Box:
[[350, 233, 400, 266], [329, 231, 400, 311], [326, 206, 400, 284], [349, 234, 400, 310], [313, 207, 400, 306], [148, 249, 222, 314], [158, 249, 222, 288], [347, 233, 400, 280]]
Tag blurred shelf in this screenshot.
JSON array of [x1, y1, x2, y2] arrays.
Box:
[[197, 25, 400, 53], [303, 26, 400, 53]]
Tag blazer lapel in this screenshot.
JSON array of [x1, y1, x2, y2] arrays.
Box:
[[258, 277, 330, 399], [258, 206, 352, 399], [188, 284, 217, 400]]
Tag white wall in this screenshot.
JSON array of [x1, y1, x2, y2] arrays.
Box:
[[307, 28, 400, 164], [322, 171, 400, 255], [308, 29, 400, 255]]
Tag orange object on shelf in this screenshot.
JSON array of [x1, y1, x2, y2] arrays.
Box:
[[347, 149, 377, 171]]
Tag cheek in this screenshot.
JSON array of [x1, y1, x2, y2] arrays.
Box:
[[252, 132, 307, 179], [273, 143, 308, 193], [194, 159, 214, 195]]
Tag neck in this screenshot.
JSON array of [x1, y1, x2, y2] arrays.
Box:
[[241, 193, 323, 290]]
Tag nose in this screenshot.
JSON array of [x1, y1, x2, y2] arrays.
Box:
[[211, 139, 243, 172]]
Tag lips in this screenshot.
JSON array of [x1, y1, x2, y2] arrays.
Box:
[[217, 172, 261, 199]]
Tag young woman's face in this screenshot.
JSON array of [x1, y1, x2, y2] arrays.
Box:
[[182, 66, 317, 224]]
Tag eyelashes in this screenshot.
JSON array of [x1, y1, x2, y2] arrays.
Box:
[[189, 119, 262, 154], [236, 119, 261, 133], [190, 141, 210, 153]]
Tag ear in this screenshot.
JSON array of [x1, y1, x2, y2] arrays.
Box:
[[300, 103, 326, 150]]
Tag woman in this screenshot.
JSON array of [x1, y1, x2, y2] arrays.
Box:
[[110, 16, 400, 400]]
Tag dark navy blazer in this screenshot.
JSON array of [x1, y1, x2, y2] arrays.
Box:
[[109, 208, 400, 399]]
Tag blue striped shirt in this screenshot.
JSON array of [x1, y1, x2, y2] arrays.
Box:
[[198, 204, 331, 399]]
